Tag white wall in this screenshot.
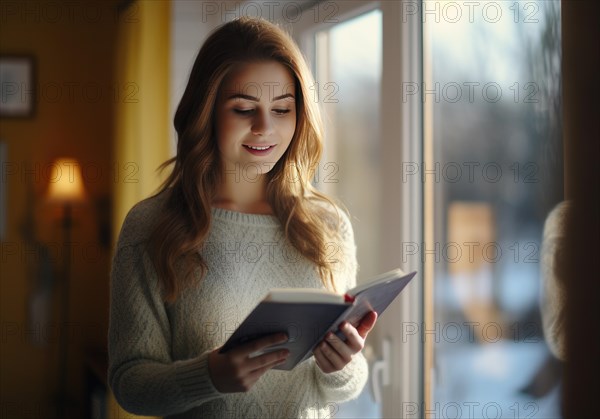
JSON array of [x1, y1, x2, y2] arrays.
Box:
[[169, 1, 223, 154]]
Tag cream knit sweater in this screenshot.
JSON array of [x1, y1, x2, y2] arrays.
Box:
[[108, 192, 368, 418]]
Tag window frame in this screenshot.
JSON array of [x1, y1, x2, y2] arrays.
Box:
[[288, 1, 425, 416]]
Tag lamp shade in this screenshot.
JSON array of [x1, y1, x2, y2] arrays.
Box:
[[47, 158, 86, 203]]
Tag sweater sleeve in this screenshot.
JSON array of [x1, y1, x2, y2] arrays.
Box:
[[108, 206, 221, 416], [311, 207, 369, 402], [540, 201, 568, 360]]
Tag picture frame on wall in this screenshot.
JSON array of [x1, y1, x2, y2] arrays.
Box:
[[0, 55, 35, 118]]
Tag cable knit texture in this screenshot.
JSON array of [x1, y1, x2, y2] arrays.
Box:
[[108, 192, 368, 418]]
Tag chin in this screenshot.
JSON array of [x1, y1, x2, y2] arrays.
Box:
[[238, 160, 277, 179]]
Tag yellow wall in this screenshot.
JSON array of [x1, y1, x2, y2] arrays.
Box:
[[1, 1, 117, 417]]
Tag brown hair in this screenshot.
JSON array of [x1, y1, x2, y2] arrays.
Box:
[[148, 17, 342, 302]]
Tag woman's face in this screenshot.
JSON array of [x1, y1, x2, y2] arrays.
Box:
[[215, 61, 297, 177]]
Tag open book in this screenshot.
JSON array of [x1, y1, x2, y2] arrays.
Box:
[[219, 268, 417, 370]]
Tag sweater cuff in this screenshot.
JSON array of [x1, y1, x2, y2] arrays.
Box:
[[312, 354, 368, 401], [314, 357, 354, 384], [173, 351, 222, 403]]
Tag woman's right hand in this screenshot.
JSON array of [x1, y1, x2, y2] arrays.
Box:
[[207, 333, 290, 393]]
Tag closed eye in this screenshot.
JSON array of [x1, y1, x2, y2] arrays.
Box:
[[273, 109, 291, 115], [233, 108, 253, 115]]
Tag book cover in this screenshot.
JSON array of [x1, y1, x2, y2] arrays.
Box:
[[219, 268, 417, 370]]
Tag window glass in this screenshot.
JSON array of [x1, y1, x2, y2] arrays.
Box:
[[426, 1, 563, 417], [315, 9, 383, 281]]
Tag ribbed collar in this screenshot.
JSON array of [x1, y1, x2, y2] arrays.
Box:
[[210, 207, 280, 227]]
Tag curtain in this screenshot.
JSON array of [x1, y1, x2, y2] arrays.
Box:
[[112, 0, 172, 244], [109, 1, 170, 418]]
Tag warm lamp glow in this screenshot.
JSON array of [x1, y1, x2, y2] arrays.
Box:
[[47, 158, 86, 203]]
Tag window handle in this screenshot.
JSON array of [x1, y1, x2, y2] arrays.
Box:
[[370, 337, 392, 403]]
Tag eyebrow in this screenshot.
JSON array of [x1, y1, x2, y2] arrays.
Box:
[[226, 93, 295, 102]]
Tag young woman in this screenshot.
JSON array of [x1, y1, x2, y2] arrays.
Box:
[[108, 17, 377, 418]]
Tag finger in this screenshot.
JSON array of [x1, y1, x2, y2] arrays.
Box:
[[313, 346, 337, 373], [337, 323, 364, 353], [356, 311, 378, 338], [232, 356, 288, 393], [248, 353, 288, 377], [324, 331, 355, 360], [247, 348, 289, 373], [236, 332, 288, 357], [316, 339, 346, 371]]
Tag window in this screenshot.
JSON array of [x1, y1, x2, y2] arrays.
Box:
[[315, 8, 383, 280], [424, 1, 563, 417], [313, 8, 384, 417], [294, 1, 423, 416], [289, 0, 563, 416]]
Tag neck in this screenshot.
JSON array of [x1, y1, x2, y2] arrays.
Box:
[[213, 166, 272, 214]]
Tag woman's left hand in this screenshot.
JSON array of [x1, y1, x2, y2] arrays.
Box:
[[313, 311, 378, 374]]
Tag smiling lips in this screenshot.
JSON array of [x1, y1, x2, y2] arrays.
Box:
[[243, 144, 276, 155]]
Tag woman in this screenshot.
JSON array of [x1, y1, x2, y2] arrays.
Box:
[[108, 17, 377, 418]]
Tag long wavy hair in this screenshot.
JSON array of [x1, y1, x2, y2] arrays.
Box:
[[148, 17, 342, 303]]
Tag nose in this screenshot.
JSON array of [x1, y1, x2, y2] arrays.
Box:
[[251, 111, 274, 136]]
